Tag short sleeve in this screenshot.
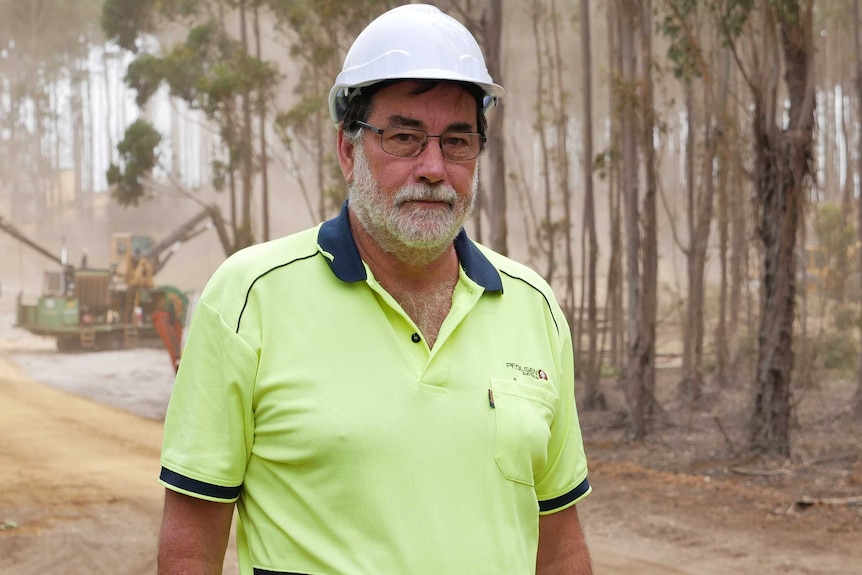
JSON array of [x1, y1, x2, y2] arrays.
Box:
[[159, 299, 258, 502], [534, 321, 591, 513]]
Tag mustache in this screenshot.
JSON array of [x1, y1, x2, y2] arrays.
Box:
[[394, 184, 458, 206]]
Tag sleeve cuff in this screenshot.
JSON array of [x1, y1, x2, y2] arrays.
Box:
[[538, 477, 591, 513], [159, 466, 242, 502]]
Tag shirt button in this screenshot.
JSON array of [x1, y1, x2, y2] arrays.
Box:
[[411, 333, 421, 343]]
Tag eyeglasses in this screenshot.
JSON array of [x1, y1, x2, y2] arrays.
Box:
[[356, 121, 485, 162]]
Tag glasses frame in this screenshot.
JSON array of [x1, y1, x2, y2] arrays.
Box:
[[355, 121, 486, 162]]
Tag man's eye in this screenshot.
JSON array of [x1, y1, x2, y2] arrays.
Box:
[[443, 135, 470, 148], [388, 131, 422, 143]]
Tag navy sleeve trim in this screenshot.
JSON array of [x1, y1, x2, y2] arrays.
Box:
[[538, 477, 591, 512], [160, 467, 242, 500]]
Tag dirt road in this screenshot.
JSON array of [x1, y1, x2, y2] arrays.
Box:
[[0, 347, 673, 575], [1, 318, 859, 573]]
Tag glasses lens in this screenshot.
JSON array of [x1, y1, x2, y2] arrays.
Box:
[[378, 126, 482, 161], [381, 127, 425, 157], [440, 133, 481, 161]]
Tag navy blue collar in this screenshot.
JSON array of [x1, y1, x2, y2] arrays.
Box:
[[318, 201, 503, 292]]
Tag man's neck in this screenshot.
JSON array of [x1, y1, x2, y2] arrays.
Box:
[[349, 212, 460, 348]]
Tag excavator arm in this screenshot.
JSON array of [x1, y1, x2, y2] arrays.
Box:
[[142, 204, 233, 275], [127, 204, 233, 289], [0, 215, 65, 267]]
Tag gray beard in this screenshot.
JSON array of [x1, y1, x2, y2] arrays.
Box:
[[348, 145, 478, 266]]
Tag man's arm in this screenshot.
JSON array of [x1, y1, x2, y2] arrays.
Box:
[[158, 488, 236, 575], [536, 504, 592, 575]]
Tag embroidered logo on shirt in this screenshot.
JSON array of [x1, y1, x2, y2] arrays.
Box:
[[506, 362, 549, 381]]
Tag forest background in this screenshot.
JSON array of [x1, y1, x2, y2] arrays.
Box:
[[0, 0, 860, 462]]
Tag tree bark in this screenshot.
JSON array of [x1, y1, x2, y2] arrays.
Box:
[[253, 2, 271, 242], [238, 0, 256, 249], [485, 0, 508, 256], [636, 0, 658, 436], [749, 0, 816, 456], [580, 0, 603, 409], [854, 0, 862, 417], [605, 0, 625, 373], [619, 0, 646, 438]]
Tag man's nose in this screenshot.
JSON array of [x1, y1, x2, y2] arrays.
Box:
[[414, 136, 447, 184]]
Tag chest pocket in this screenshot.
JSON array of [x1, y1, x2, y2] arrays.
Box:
[[490, 377, 558, 485]]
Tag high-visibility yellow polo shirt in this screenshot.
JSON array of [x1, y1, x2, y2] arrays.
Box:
[[160, 202, 591, 575]]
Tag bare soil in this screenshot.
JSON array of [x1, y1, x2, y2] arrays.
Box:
[[0, 297, 860, 574]]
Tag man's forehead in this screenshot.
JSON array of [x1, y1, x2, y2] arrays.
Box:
[[370, 81, 478, 124]]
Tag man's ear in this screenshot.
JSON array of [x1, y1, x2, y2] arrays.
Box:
[[337, 128, 355, 182]]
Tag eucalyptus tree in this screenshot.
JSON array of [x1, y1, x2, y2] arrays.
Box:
[[102, 0, 281, 250], [855, 0, 862, 417], [613, 0, 659, 439], [661, 0, 732, 401], [712, 0, 816, 456], [579, 0, 603, 409]]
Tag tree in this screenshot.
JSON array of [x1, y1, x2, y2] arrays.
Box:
[[661, 0, 728, 402], [106, 119, 162, 206], [579, 0, 603, 409], [632, 0, 660, 439], [617, 0, 651, 438], [102, 0, 281, 251], [718, 0, 816, 455], [855, 0, 862, 418]]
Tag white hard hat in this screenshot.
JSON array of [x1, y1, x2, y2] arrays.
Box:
[[328, 3, 504, 124]]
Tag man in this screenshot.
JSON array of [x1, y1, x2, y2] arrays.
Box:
[[157, 4, 592, 574]]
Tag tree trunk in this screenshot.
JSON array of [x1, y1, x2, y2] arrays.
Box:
[[854, 0, 862, 417], [253, 2, 271, 242], [714, 50, 732, 387], [619, 0, 646, 438], [580, 0, 603, 410], [605, 0, 625, 373], [683, 76, 719, 403], [529, 0, 556, 282], [728, 66, 747, 370], [485, 0, 508, 256], [749, 0, 816, 456], [238, 0, 256, 249], [681, 80, 698, 398], [636, 0, 658, 435]]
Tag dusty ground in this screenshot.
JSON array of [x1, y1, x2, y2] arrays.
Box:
[[1, 295, 861, 574]]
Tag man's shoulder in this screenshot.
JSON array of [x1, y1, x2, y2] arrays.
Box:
[[199, 225, 322, 308], [473, 242, 554, 295], [223, 226, 321, 274]]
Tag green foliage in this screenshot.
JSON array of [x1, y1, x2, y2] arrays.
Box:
[[712, 0, 756, 39], [659, 0, 702, 81], [107, 119, 162, 206], [125, 54, 165, 107], [592, 148, 615, 181], [123, 20, 281, 130], [831, 302, 859, 333], [813, 202, 855, 258], [101, 0, 156, 52], [819, 330, 856, 372]]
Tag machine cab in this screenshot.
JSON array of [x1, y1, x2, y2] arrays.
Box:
[[110, 233, 154, 286]]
